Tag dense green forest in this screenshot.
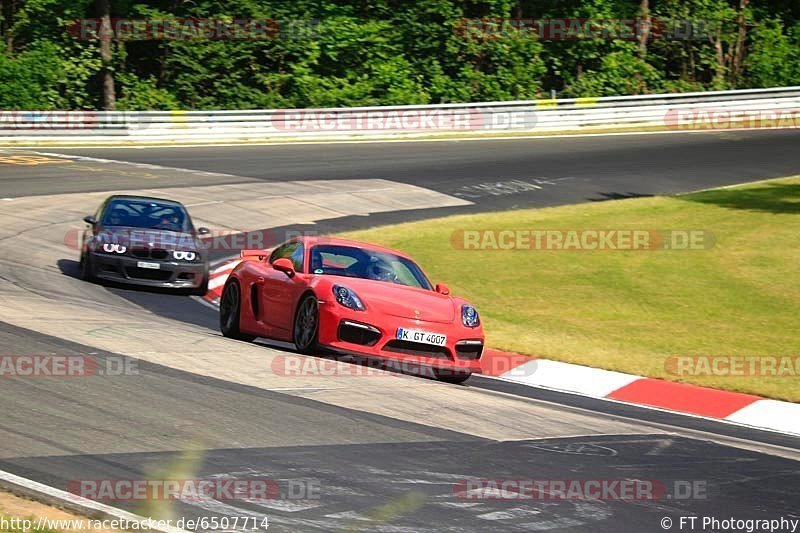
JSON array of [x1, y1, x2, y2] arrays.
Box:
[[1, 0, 798, 110]]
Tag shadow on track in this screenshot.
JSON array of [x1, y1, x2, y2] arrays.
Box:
[[681, 182, 800, 214], [589, 192, 655, 202]]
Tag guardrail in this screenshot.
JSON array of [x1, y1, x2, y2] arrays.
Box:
[[1, 86, 799, 145]]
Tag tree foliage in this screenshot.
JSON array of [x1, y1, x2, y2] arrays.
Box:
[[0, 0, 797, 109]]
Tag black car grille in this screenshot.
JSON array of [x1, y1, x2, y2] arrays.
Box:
[[131, 247, 169, 260], [338, 322, 381, 346], [99, 263, 120, 274], [125, 267, 172, 281], [455, 342, 483, 360], [382, 340, 452, 360]]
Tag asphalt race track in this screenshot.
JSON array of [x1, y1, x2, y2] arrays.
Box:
[[1, 130, 800, 532]]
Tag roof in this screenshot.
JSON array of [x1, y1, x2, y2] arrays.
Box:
[[290, 235, 414, 260], [106, 194, 187, 207]]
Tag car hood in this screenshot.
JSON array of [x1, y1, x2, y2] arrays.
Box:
[[98, 227, 200, 249], [328, 277, 456, 324]]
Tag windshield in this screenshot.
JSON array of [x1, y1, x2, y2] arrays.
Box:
[[310, 244, 432, 290], [102, 198, 191, 233]]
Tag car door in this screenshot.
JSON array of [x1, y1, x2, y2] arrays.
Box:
[[260, 241, 307, 336]]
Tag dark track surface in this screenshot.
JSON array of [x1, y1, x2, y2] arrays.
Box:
[[2, 131, 800, 532], [2, 322, 798, 533], [12, 130, 800, 207]]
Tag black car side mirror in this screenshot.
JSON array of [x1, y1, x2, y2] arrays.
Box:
[[197, 227, 211, 235], [83, 215, 97, 226]]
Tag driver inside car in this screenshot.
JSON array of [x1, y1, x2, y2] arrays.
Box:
[[366, 256, 399, 283]]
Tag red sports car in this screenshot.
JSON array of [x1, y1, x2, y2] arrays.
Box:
[[219, 236, 484, 383]]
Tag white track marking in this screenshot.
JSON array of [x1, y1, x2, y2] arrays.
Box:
[[499, 360, 641, 398], [0, 469, 190, 533], [726, 400, 800, 435], [31, 151, 252, 179]]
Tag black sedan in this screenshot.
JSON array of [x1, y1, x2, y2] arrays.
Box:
[[79, 195, 210, 295]]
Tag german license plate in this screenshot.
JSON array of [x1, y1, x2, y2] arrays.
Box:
[[137, 261, 160, 270], [396, 328, 447, 346]]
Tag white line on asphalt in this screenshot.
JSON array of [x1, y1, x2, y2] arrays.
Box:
[[30, 151, 255, 179], [0, 469, 190, 533]]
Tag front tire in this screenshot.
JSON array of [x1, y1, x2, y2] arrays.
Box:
[[79, 252, 94, 282], [190, 273, 209, 296], [220, 280, 255, 342], [293, 294, 319, 354], [433, 369, 472, 384]]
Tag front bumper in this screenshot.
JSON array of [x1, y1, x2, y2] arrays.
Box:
[[318, 303, 484, 373], [88, 252, 207, 289]]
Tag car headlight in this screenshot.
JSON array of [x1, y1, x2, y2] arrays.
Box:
[[173, 251, 197, 261], [333, 285, 365, 311], [101, 243, 127, 254], [462, 305, 480, 328]]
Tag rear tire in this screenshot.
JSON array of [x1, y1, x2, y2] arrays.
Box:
[[433, 369, 472, 384], [220, 280, 255, 342], [293, 294, 319, 355]]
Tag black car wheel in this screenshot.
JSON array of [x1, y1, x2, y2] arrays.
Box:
[[220, 280, 255, 342], [191, 270, 209, 296], [433, 369, 472, 384], [79, 252, 94, 282], [293, 294, 319, 355]]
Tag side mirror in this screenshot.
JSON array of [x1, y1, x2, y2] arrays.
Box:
[[272, 258, 296, 278], [83, 215, 97, 226], [197, 227, 210, 235], [435, 283, 450, 295]]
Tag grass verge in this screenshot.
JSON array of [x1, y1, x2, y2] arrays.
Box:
[[337, 176, 800, 401], [0, 491, 120, 533]]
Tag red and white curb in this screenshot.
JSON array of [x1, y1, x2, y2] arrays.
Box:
[[481, 351, 800, 437], [204, 258, 242, 304], [203, 259, 800, 438]]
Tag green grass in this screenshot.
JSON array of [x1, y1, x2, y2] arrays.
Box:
[[338, 176, 800, 402]]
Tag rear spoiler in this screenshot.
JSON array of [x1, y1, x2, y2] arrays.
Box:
[[240, 249, 270, 260]]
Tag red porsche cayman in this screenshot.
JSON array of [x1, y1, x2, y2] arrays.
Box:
[[219, 236, 484, 383]]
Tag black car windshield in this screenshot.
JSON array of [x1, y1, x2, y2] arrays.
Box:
[[102, 198, 190, 233], [310, 244, 432, 290]]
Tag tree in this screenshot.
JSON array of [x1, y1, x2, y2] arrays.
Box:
[[96, 0, 115, 110]]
